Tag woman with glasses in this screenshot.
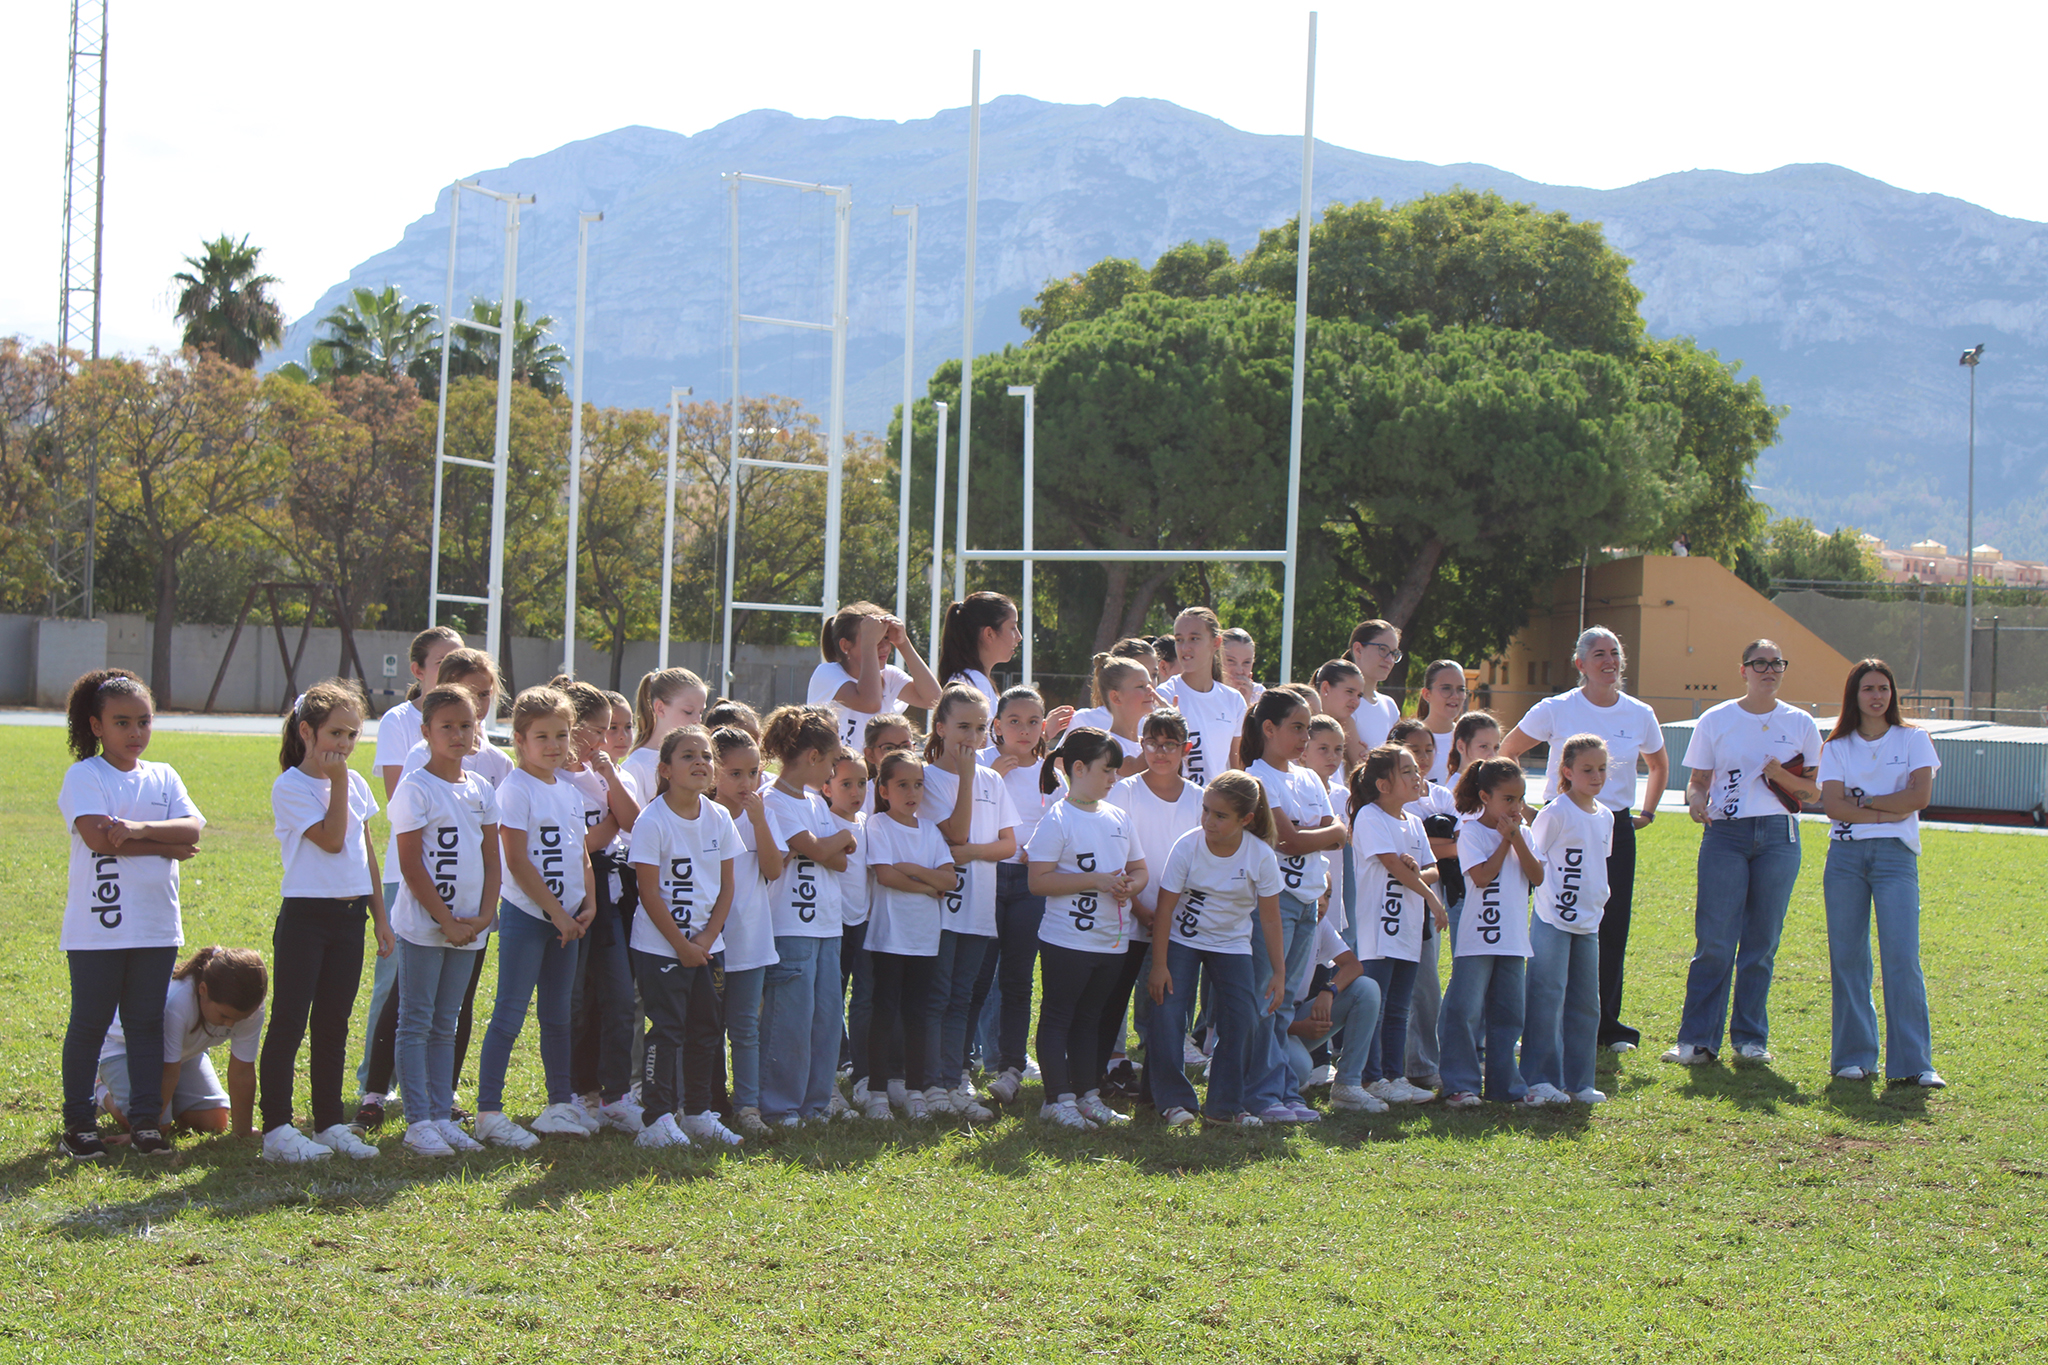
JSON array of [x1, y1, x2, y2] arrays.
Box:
[[1344, 620, 1405, 768], [1413, 661, 1469, 786], [1500, 627, 1669, 1053], [1661, 639, 1822, 1067]]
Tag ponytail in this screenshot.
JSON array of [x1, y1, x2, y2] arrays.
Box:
[[1346, 744, 1409, 822], [1446, 711, 1500, 775], [65, 669, 151, 762], [633, 667, 708, 749], [1238, 689, 1309, 768], [922, 683, 992, 763], [653, 724, 713, 798], [403, 626, 464, 701], [279, 677, 370, 771], [873, 750, 922, 813], [1415, 660, 1465, 721], [1454, 757, 1524, 815], [1039, 725, 1124, 795], [1206, 770, 1276, 846], [935, 591, 1016, 689]]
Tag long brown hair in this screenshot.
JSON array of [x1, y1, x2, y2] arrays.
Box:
[[172, 946, 268, 1013], [935, 591, 1015, 687], [1828, 658, 1907, 740], [404, 626, 464, 701], [279, 677, 370, 771], [65, 669, 151, 762]]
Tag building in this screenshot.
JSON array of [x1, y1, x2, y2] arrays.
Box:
[[1870, 536, 2047, 587]]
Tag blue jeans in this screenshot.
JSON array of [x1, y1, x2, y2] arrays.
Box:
[[725, 965, 767, 1110], [1523, 919, 1599, 1094], [760, 934, 842, 1120], [355, 880, 402, 1096], [928, 929, 993, 1087], [1147, 943, 1258, 1119], [1285, 973, 1381, 1089], [478, 903, 578, 1111], [1678, 814, 1802, 1053], [1438, 896, 1528, 1100], [1824, 838, 1932, 1078], [1405, 929, 1443, 1081], [1243, 891, 1318, 1110], [397, 939, 481, 1123], [1357, 956, 1419, 1085], [967, 862, 1045, 1074], [1338, 843, 1360, 956], [64, 945, 177, 1132]]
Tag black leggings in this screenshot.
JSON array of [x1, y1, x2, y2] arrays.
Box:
[[1096, 940, 1151, 1085], [367, 943, 485, 1098], [1036, 943, 1126, 1100], [259, 897, 368, 1133], [1599, 809, 1641, 1047], [867, 951, 937, 1091], [64, 946, 176, 1132]]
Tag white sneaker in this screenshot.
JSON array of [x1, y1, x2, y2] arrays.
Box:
[[1834, 1065, 1870, 1081], [474, 1111, 540, 1150], [1390, 1079, 1437, 1104], [950, 1087, 994, 1122], [1608, 1040, 1638, 1054], [1525, 1082, 1573, 1106], [886, 1079, 909, 1110], [434, 1118, 484, 1151], [1915, 1070, 1947, 1089], [957, 1070, 984, 1100], [1365, 1079, 1405, 1104], [598, 1096, 646, 1135], [1022, 1055, 1042, 1081], [402, 1121, 453, 1157], [1075, 1092, 1126, 1126], [850, 1077, 871, 1107], [311, 1124, 380, 1160], [903, 1091, 929, 1120], [826, 1091, 857, 1122], [1306, 1063, 1336, 1088], [1735, 1043, 1774, 1063], [634, 1112, 691, 1149], [776, 1113, 803, 1128], [736, 1106, 772, 1136], [564, 1095, 604, 1134], [1572, 1087, 1608, 1104], [862, 1094, 893, 1121], [1328, 1083, 1389, 1114], [922, 1085, 959, 1116], [531, 1103, 592, 1139], [1182, 1038, 1207, 1067], [1660, 1044, 1715, 1066], [681, 1111, 743, 1146], [1040, 1099, 1095, 1131], [262, 1125, 335, 1163], [986, 1067, 1022, 1105], [1160, 1106, 1198, 1127], [1442, 1091, 1482, 1109]]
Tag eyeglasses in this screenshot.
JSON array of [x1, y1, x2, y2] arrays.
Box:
[[1363, 642, 1404, 663], [1140, 739, 1185, 753], [1744, 658, 1790, 674]]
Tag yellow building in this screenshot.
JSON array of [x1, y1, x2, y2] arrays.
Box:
[[1478, 555, 1857, 732]]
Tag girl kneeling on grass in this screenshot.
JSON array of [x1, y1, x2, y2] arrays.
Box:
[[1146, 772, 1287, 1128], [1524, 736, 1616, 1106], [1439, 759, 1540, 1108], [97, 947, 265, 1144], [860, 753, 958, 1120]]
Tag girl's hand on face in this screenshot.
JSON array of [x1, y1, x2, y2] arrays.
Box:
[[318, 749, 351, 783], [738, 786, 764, 820], [590, 748, 616, 778]]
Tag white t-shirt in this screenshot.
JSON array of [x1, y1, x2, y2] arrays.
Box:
[[1518, 688, 1666, 811], [1350, 802, 1435, 963], [861, 814, 952, 956], [808, 661, 913, 752], [1157, 828, 1282, 955], [1250, 758, 1336, 901], [948, 668, 1001, 715], [626, 796, 741, 958], [919, 762, 1019, 938], [387, 768, 500, 950], [1356, 693, 1400, 751], [1027, 800, 1137, 954], [381, 738, 512, 887], [721, 800, 789, 972], [1683, 700, 1824, 822], [1420, 728, 1458, 786], [1157, 675, 1247, 789], [272, 766, 379, 899], [763, 785, 843, 938], [1529, 797, 1614, 934], [1820, 725, 1941, 854], [101, 974, 263, 1065], [1453, 817, 1534, 957], [373, 698, 420, 775], [59, 758, 204, 952], [1108, 773, 1204, 944], [621, 747, 661, 805], [1405, 780, 1459, 824], [496, 768, 589, 921], [828, 810, 870, 927], [979, 744, 1050, 864]]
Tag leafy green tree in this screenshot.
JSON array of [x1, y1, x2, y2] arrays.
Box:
[[172, 234, 285, 367], [0, 338, 66, 612], [308, 285, 441, 388], [1636, 337, 1780, 564], [447, 298, 567, 397], [572, 404, 670, 687], [1756, 517, 1879, 584]]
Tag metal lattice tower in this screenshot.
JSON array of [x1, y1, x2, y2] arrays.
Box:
[[50, 0, 108, 618]]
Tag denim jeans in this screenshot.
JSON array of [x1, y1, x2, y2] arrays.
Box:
[[1284, 973, 1381, 1090], [354, 880, 402, 1096], [1242, 891, 1318, 1111], [1357, 956, 1419, 1085], [927, 930, 993, 1087], [570, 869, 635, 1103], [1523, 918, 1599, 1094], [397, 939, 480, 1124], [64, 946, 176, 1132], [966, 862, 1045, 1074], [1824, 837, 1932, 1078], [1405, 929, 1443, 1082], [478, 904, 579, 1112], [1437, 895, 1528, 1101], [1338, 843, 1360, 956], [1678, 814, 1802, 1053], [725, 964, 767, 1109], [1147, 943, 1258, 1119], [760, 934, 842, 1120]]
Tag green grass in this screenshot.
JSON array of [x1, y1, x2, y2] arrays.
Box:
[[1, 727, 2045, 1362]]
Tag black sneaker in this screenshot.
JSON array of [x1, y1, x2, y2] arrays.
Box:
[[130, 1128, 173, 1157], [355, 1099, 386, 1130], [60, 1129, 107, 1160], [448, 1103, 471, 1124]]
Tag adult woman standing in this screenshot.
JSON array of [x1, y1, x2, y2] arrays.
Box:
[[1817, 659, 1944, 1088], [1500, 627, 1669, 1053], [1661, 639, 1822, 1066]]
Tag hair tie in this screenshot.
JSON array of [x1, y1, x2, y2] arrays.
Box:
[[291, 692, 307, 716]]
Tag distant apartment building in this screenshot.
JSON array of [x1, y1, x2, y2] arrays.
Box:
[[1866, 536, 2048, 587]]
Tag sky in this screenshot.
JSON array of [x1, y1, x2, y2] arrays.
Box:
[[3, 0, 2040, 356]]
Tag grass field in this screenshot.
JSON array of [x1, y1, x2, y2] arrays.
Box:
[[1, 726, 2044, 1363]]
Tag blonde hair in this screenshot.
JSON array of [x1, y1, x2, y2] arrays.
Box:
[[511, 685, 574, 737], [1556, 733, 1610, 793], [1206, 770, 1276, 845], [633, 667, 708, 748]]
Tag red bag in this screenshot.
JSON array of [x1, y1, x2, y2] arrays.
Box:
[[1764, 754, 1811, 813]]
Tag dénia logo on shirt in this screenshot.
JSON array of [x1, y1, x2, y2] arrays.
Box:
[[1175, 888, 1209, 938], [1184, 733, 1208, 786], [1555, 846, 1585, 922], [1720, 767, 1743, 820], [792, 856, 820, 922], [1379, 878, 1404, 939], [1071, 851, 1098, 931], [1473, 876, 1503, 944], [1281, 852, 1306, 893], [1833, 786, 1865, 841], [667, 855, 697, 930], [538, 823, 565, 898], [91, 855, 122, 929], [431, 825, 463, 903], [944, 864, 966, 916]]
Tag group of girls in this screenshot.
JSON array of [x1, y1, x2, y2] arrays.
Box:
[[52, 594, 1633, 1162]]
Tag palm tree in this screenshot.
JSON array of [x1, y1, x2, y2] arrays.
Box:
[[447, 297, 568, 397], [171, 234, 285, 368], [307, 285, 441, 386]]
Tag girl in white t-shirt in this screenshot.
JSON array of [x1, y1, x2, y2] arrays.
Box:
[[934, 589, 1021, 715], [714, 724, 788, 1135], [389, 685, 502, 1156], [1028, 728, 1146, 1131], [375, 626, 464, 802], [57, 669, 204, 1160], [1345, 619, 1406, 766], [261, 678, 389, 1164], [807, 602, 941, 752], [1158, 607, 1247, 788], [1391, 718, 1460, 1093], [1441, 758, 1543, 1108], [622, 667, 708, 798], [860, 753, 958, 1120], [1413, 660, 1470, 786], [1107, 707, 1203, 1108], [1347, 744, 1447, 1105], [1817, 659, 1943, 1087], [974, 685, 1054, 1104], [822, 754, 874, 1108], [1146, 771, 1286, 1127], [1060, 648, 1158, 761], [627, 725, 743, 1149], [96, 947, 267, 1142], [1524, 737, 1615, 1105], [474, 688, 599, 1150]]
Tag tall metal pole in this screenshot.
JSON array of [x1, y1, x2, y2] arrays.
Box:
[[929, 401, 950, 652], [660, 386, 691, 669], [824, 186, 851, 619], [722, 175, 742, 692], [1278, 12, 1317, 686], [482, 196, 521, 663], [563, 210, 601, 676], [427, 182, 461, 630], [1009, 385, 1035, 685], [1961, 344, 1983, 716], [893, 205, 919, 622], [955, 51, 981, 604]]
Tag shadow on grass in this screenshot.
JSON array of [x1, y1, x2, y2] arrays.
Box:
[[1670, 1059, 1814, 1114], [1812, 1075, 1936, 1128]]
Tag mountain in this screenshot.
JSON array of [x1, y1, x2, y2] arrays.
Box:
[[270, 96, 2048, 560]]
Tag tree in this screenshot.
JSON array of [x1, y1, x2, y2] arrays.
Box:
[[1636, 336, 1780, 565], [307, 285, 440, 388], [171, 234, 284, 367], [0, 338, 66, 611], [61, 351, 286, 705], [572, 404, 670, 687], [446, 298, 567, 397], [1755, 517, 1879, 584]]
